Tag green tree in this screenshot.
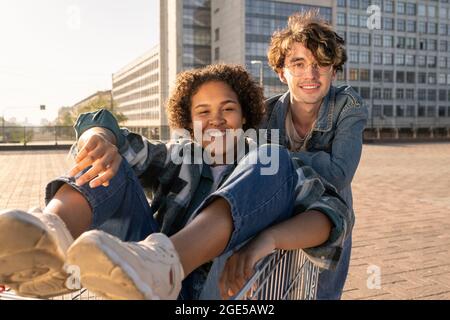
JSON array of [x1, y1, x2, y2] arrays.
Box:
[[56, 98, 127, 126]]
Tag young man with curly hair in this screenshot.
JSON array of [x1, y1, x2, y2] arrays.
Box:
[[222, 11, 368, 300], [0, 64, 350, 300]]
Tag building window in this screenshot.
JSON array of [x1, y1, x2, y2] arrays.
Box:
[[383, 89, 393, 100], [373, 70, 382, 82], [406, 89, 414, 100], [360, 51, 370, 64], [428, 6, 436, 18], [349, 69, 359, 81], [406, 72, 415, 83], [338, 0, 346, 7], [373, 88, 382, 99], [427, 106, 435, 117], [428, 56, 437, 68], [383, 53, 393, 65], [349, 32, 359, 45], [418, 72, 427, 84], [428, 39, 437, 51], [407, 20, 416, 32], [384, 0, 393, 13], [439, 57, 447, 68], [439, 7, 448, 19], [439, 106, 446, 117], [337, 13, 346, 26], [440, 40, 448, 52], [360, 87, 370, 99], [396, 105, 405, 117], [439, 74, 447, 85], [418, 106, 426, 117], [418, 21, 426, 33], [383, 105, 394, 117], [384, 71, 394, 82], [396, 89, 404, 99], [396, 54, 405, 65], [349, 51, 359, 63], [360, 33, 370, 46], [396, 71, 405, 83], [374, 52, 382, 64], [440, 24, 448, 36], [383, 18, 394, 30], [215, 28, 220, 41], [428, 90, 437, 101], [406, 3, 416, 15], [360, 69, 370, 81], [418, 4, 426, 16], [349, 14, 358, 27], [383, 35, 393, 47], [428, 22, 437, 34], [406, 55, 415, 66], [418, 55, 426, 67], [439, 90, 447, 101], [406, 37, 416, 49], [397, 19, 406, 32], [373, 105, 382, 117], [428, 73, 436, 85], [349, 0, 359, 9], [406, 105, 415, 117], [397, 1, 406, 14], [374, 35, 382, 47], [418, 89, 426, 101], [397, 37, 405, 48]]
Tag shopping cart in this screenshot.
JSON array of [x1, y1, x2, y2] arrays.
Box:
[[233, 248, 319, 300], [0, 248, 318, 300]]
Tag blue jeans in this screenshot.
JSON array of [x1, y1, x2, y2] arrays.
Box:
[[45, 145, 302, 299], [45, 159, 159, 241]]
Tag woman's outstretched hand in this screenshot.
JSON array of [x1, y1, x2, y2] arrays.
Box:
[[68, 128, 122, 188], [219, 231, 276, 299]]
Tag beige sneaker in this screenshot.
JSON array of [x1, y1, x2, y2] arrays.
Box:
[[66, 230, 184, 300], [0, 209, 75, 298]]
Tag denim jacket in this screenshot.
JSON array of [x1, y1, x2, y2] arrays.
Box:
[[262, 85, 368, 233]]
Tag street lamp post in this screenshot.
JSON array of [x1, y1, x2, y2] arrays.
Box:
[[251, 60, 264, 87]]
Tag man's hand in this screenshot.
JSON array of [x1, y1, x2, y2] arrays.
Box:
[[219, 231, 276, 299], [68, 128, 122, 188]]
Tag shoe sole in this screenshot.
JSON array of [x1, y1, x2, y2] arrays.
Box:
[[67, 233, 159, 300], [0, 210, 72, 298]]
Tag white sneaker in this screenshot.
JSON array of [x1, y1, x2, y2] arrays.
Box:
[[66, 230, 184, 300], [0, 209, 75, 298]]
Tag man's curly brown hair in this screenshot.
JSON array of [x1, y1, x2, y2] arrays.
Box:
[[167, 64, 265, 132], [268, 10, 347, 73]]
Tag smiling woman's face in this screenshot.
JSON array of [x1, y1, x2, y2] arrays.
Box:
[[190, 81, 246, 155]]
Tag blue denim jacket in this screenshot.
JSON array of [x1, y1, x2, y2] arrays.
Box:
[[262, 85, 368, 232]]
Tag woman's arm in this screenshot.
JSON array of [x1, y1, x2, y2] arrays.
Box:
[[219, 209, 332, 299]]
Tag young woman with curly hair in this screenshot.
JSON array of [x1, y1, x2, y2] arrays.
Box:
[[0, 64, 348, 300]]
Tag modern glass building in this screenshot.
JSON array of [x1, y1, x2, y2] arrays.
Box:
[[115, 0, 450, 140], [336, 0, 450, 138]]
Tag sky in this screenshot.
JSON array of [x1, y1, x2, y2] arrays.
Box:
[[0, 0, 159, 125]]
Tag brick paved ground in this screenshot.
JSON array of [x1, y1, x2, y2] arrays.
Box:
[[0, 143, 449, 300]]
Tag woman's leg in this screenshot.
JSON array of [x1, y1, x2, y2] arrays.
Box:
[[171, 144, 298, 277], [44, 184, 92, 239]]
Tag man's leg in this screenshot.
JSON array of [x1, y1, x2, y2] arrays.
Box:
[[316, 234, 352, 300]]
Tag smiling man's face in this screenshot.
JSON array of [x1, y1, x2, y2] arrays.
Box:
[[278, 42, 336, 109]]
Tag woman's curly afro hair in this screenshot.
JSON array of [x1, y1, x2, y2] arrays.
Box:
[[167, 64, 265, 131]]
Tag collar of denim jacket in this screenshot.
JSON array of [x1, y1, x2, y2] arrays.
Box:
[[277, 86, 335, 134]]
